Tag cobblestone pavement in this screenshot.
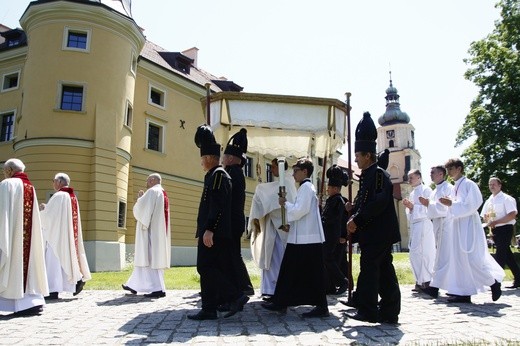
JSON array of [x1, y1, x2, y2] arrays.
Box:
[[1, 283, 519, 345]]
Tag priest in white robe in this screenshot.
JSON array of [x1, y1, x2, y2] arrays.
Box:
[[421, 166, 454, 248], [418, 165, 453, 298], [429, 158, 504, 303], [0, 158, 48, 316], [40, 173, 91, 299], [249, 158, 296, 297], [123, 173, 171, 298], [403, 169, 436, 289]]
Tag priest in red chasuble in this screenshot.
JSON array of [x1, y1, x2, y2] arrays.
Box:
[[0, 158, 48, 316], [40, 173, 91, 300]]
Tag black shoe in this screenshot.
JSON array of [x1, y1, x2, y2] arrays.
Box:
[[144, 291, 166, 298], [224, 294, 249, 318], [261, 295, 273, 302], [261, 302, 287, 313], [447, 295, 472, 303], [491, 280, 502, 301], [411, 284, 422, 292], [121, 284, 137, 294], [345, 312, 377, 323], [339, 299, 358, 308], [73, 280, 85, 296], [301, 306, 329, 318], [506, 282, 520, 289], [420, 286, 439, 299], [45, 292, 59, 300], [13, 305, 43, 317], [187, 310, 218, 320], [218, 300, 246, 312]]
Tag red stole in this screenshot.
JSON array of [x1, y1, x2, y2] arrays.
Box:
[[162, 190, 169, 233], [59, 187, 81, 268], [13, 172, 33, 292]]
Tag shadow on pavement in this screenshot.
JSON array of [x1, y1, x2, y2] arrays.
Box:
[[117, 299, 347, 343]]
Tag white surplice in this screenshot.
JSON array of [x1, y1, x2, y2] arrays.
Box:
[[0, 176, 48, 312], [249, 176, 296, 295], [40, 190, 91, 294], [431, 177, 505, 296], [427, 180, 454, 248], [125, 184, 171, 293], [406, 184, 436, 285]]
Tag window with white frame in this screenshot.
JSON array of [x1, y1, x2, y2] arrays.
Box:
[[146, 120, 164, 152], [130, 53, 137, 75], [60, 84, 84, 111], [266, 163, 273, 182], [0, 111, 15, 142], [1, 71, 20, 92], [124, 101, 133, 128], [63, 27, 91, 52], [148, 85, 166, 108], [244, 156, 253, 178], [117, 200, 127, 228]]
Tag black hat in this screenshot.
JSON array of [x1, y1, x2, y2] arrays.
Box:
[[195, 124, 221, 157], [377, 149, 390, 170], [354, 112, 377, 153], [326, 164, 350, 187], [224, 128, 248, 159]]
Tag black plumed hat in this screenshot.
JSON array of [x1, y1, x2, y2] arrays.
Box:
[[354, 112, 377, 153], [326, 164, 350, 187], [224, 128, 248, 159], [195, 124, 221, 157], [377, 149, 390, 170]]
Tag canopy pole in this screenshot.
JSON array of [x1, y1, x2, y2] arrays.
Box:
[[205, 83, 211, 125], [345, 92, 354, 302]]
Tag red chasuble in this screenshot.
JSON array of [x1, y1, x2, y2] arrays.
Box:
[[162, 190, 169, 232], [13, 172, 34, 292], [59, 187, 81, 266]]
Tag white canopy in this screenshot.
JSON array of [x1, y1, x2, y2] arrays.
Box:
[[206, 92, 349, 158]]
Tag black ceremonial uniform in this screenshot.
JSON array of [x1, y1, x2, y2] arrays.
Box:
[[196, 166, 239, 312], [322, 192, 348, 293], [225, 164, 254, 294], [351, 163, 401, 322]]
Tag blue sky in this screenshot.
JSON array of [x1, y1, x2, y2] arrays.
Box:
[[1, 0, 500, 183]]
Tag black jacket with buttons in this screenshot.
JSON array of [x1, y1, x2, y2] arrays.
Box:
[[351, 163, 401, 246], [196, 165, 232, 238]]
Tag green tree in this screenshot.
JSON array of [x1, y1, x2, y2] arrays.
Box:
[[457, 0, 520, 200]]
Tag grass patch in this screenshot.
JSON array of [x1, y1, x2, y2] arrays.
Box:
[[88, 252, 515, 290]]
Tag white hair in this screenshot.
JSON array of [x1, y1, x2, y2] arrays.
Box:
[[54, 172, 70, 186], [4, 158, 25, 172], [149, 173, 161, 183]]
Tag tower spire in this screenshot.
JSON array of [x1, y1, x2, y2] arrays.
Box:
[[378, 72, 410, 126]]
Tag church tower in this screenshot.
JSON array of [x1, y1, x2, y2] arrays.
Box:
[[376, 73, 422, 183]]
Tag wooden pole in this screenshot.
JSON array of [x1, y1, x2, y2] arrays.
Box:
[[205, 83, 211, 125], [345, 92, 354, 301]]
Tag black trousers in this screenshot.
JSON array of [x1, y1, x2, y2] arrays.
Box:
[[196, 236, 239, 312], [323, 240, 347, 292], [230, 233, 253, 292], [356, 242, 401, 320], [493, 225, 520, 281]]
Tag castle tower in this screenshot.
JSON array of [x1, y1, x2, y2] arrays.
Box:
[[16, 0, 145, 270], [376, 73, 422, 183]]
